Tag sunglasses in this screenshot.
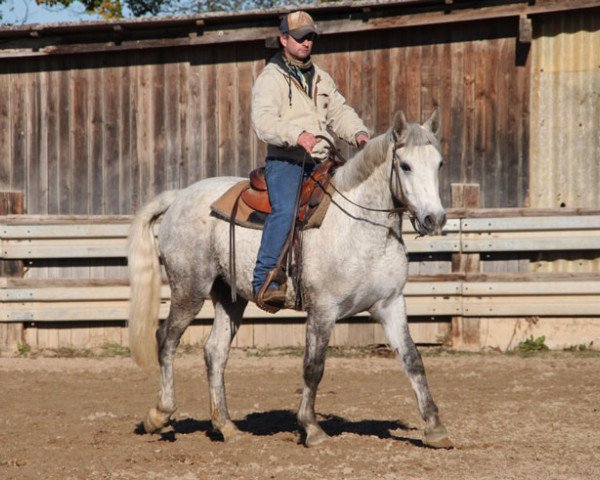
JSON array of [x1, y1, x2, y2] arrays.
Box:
[[292, 33, 317, 43]]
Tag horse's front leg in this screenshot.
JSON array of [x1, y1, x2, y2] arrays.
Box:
[[371, 295, 453, 449], [297, 312, 336, 447]]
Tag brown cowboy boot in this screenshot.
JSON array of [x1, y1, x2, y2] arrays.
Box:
[[255, 268, 287, 313], [262, 286, 286, 306]]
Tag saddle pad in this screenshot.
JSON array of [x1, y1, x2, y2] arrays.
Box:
[[210, 180, 333, 230]]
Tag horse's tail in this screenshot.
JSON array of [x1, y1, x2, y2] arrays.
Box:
[[127, 190, 178, 367]]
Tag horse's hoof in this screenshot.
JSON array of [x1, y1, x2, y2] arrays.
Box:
[[424, 424, 453, 449], [143, 408, 172, 434], [305, 425, 329, 448], [220, 422, 243, 443]]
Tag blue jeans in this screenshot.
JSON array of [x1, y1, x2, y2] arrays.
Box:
[[252, 158, 315, 294]]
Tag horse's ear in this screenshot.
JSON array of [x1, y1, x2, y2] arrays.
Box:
[[392, 110, 408, 143], [423, 109, 440, 137]]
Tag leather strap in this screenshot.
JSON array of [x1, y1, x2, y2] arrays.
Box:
[[229, 185, 249, 302]]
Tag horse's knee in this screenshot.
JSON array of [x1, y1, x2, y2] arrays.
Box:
[[401, 350, 426, 377], [156, 319, 187, 352], [303, 361, 325, 387]]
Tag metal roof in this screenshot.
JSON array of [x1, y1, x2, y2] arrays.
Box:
[[0, 0, 598, 40]]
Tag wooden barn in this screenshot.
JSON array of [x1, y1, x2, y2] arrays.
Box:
[[1, 0, 599, 353]]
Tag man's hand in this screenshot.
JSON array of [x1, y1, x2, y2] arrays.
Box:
[[355, 132, 370, 148], [297, 131, 318, 154]]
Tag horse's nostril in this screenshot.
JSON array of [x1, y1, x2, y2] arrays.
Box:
[[423, 215, 434, 230], [440, 212, 447, 227]]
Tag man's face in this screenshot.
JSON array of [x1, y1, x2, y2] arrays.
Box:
[[280, 33, 315, 61]]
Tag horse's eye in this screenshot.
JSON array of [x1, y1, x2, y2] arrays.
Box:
[[438, 161, 444, 170], [400, 162, 411, 172]]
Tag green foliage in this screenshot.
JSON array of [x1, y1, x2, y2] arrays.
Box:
[[17, 342, 31, 358], [35, 0, 316, 19], [564, 341, 595, 352], [98, 342, 130, 357], [517, 335, 549, 354], [19, 343, 130, 358], [155, 0, 314, 17], [54, 346, 92, 357], [36, 0, 123, 19]]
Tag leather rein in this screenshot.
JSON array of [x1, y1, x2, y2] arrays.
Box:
[[312, 135, 407, 217]]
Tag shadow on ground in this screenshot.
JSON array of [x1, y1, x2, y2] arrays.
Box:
[[136, 409, 423, 446]]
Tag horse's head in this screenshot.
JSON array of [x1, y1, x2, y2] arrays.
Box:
[[389, 110, 446, 236]]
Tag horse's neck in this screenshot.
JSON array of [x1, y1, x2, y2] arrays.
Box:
[[348, 162, 392, 209], [333, 138, 395, 215], [328, 156, 399, 238]]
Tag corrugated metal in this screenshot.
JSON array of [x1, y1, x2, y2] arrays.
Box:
[[529, 10, 600, 209], [529, 9, 600, 273]]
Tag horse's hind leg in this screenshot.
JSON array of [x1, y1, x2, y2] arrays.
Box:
[[297, 311, 336, 447], [204, 278, 247, 441], [372, 296, 453, 449], [143, 296, 203, 434]]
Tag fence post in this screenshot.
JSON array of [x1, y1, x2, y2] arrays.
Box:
[[450, 183, 481, 350], [0, 191, 25, 353]]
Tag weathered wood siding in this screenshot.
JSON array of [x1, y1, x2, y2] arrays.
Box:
[[0, 43, 267, 214], [0, 17, 529, 214]]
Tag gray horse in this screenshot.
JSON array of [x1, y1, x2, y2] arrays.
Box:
[[128, 110, 452, 449]]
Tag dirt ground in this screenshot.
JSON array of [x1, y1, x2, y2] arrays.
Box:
[[1, 348, 599, 480]]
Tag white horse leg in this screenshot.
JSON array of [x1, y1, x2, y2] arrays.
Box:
[[372, 296, 453, 449], [204, 278, 247, 442], [144, 297, 203, 434], [297, 312, 336, 447]]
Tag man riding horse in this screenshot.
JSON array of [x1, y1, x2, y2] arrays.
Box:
[[251, 10, 370, 310]]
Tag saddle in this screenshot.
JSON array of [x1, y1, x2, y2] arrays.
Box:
[[210, 157, 341, 313], [210, 158, 338, 230]]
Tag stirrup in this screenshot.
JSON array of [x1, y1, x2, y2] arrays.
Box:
[[255, 268, 287, 314]]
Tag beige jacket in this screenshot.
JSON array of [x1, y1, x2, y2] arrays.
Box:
[[251, 56, 368, 162]]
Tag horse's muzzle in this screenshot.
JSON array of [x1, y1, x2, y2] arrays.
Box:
[[415, 211, 446, 236]]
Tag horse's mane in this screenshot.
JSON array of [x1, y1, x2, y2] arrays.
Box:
[[333, 123, 440, 192], [332, 132, 390, 192]]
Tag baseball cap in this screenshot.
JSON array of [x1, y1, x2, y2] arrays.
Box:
[[279, 11, 318, 41]]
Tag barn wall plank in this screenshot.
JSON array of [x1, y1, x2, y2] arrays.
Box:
[[71, 62, 89, 215], [0, 67, 11, 190], [236, 45, 257, 177], [104, 61, 122, 214], [120, 61, 133, 214], [202, 50, 219, 179], [152, 59, 167, 195], [58, 66, 72, 213], [11, 67, 26, 193], [186, 56, 203, 184]]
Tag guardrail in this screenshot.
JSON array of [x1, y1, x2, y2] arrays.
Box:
[[1, 209, 600, 349]]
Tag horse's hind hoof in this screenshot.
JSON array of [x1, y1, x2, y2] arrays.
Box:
[[304, 425, 329, 448], [424, 424, 453, 449], [143, 408, 172, 434]]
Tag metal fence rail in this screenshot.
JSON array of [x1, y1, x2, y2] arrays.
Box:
[[2, 209, 600, 318]]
